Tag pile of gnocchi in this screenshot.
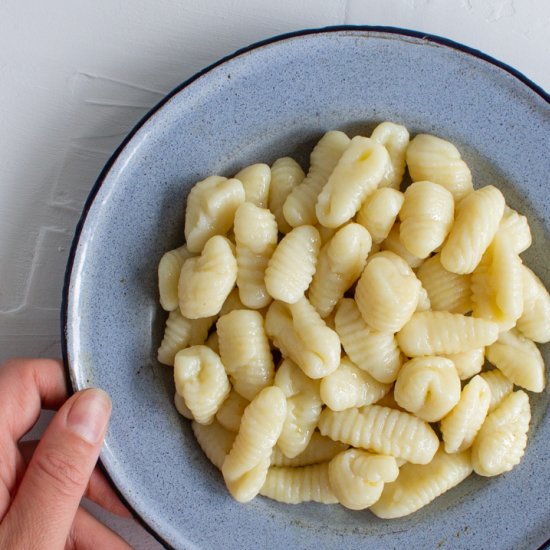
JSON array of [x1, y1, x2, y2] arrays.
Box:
[[156, 122, 549, 518]]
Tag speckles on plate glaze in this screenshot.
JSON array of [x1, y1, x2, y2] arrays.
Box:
[[65, 28, 550, 550]]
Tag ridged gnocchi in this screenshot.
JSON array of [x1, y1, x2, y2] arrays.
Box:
[[309, 223, 371, 318], [159, 122, 547, 515]]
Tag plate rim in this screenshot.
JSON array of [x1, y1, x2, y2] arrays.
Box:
[[60, 25, 550, 550]]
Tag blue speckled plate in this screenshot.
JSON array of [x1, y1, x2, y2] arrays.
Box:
[[63, 27, 550, 550]]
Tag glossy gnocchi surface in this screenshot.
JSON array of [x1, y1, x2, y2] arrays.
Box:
[[156, 123, 547, 517]]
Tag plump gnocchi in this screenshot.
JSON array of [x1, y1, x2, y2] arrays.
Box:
[[397, 311, 499, 356], [234, 163, 271, 208], [234, 202, 278, 309], [217, 309, 274, 400], [440, 375, 491, 453], [260, 462, 338, 504], [184, 176, 245, 253], [334, 298, 403, 384], [316, 136, 390, 227], [318, 406, 439, 464], [416, 253, 472, 314], [471, 233, 524, 331], [356, 187, 404, 243], [283, 131, 350, 227], [472, 391, 531, 477], [159, 122, 547, 515], [328, 450, 399, 510], [174, 345, 231, 425], [399, 181, 454, 259], [274, 359, 322, 458], [157, 309, 215, 366], [440, 185, 505, 274], [320, 357, 390, 411], [355, 251, 421, 333], [517, 266, 550, 343], [406, 133, 473, 201], [309, 223, 371, 318], [158, 245, 194, 311], [269, 157, 305, 233], [394, 356, 461, 422], [222, 386, 287, 502], [370, 448, 473, 518], [178, 235, 237, 318], [265, 298, 341, 379], [370, 121, 409, 189], [264, 225, 320, 304], [486, 329, 545, 392]]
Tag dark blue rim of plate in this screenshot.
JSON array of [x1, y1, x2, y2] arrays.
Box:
[[60, 25, 550, 550]]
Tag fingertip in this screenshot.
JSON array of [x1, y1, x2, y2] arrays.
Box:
[[66, 389, 112, 445]]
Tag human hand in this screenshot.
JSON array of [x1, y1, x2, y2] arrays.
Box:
[[0, 358, 132, 549]]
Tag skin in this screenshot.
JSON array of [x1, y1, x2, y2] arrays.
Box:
[[0, 358, 133, 549]]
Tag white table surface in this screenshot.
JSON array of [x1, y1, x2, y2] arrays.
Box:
[[1, 1, 548, 548]]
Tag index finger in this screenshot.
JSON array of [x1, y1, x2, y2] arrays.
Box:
[[0, 358, 68, 441]]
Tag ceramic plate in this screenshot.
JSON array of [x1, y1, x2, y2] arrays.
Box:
[[63, 27, 550, 550]]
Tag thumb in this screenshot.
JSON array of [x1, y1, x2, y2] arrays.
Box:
[[4, 388, 111, 550]]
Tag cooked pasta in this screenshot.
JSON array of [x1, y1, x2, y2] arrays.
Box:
[[498, 206, 532, 254], [516, 266, 550, 343], [309, 223, 372, 318], [178, 236, 237, 318], [471, 233, 523, 331], [399, 181, 454, 259], [486, 329, 545, 392], [264, 225, 320, 303], [217, 309, 274, 400], [184, 176, 245, 253], [416, 253, 472, 314], [443, 348, 484, 380], [260, 462, 338, 504], [334, 298, 402, 383], [318, 406, 439, 464], [316, 136, 390, 227], [158, 123, 546, 513], [269, 157, 305, 233], [370, 448, 473, 518], [320, 357, 391, 411], [328, 450, 399, 510], [222, 386, 287, 502], [479, 370, 514, 412], [157, 309, 215, 366], [216, 390, 249, 432], [274, 359, 322, 458], [355, 251, 421, 333], [192, 420, 237, 470], [397, 311, 499, 356], [356, 188, 404, 243], [234, 202, 278, 309], [235, 163, 271, 208], [174, 392, 193, 419], [440, 375, 491, 453], [393, 357, 461, 422], [440, 185, 505, 274], [270, 432, 348, 467], [265, 298, 341, 379], [472, 390, 531, 476], [174, 345, 231, 425], [406, 133, 473, 201], [380, 223, 424, 268], [158, 245, 194, 311], [370, 121, 410, 189], [283, 131, 350, 227]]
